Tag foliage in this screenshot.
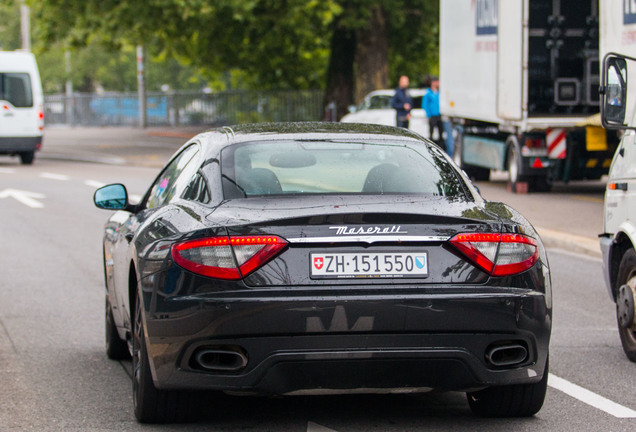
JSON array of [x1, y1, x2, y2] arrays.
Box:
[[3, 0, 440, 95], [0, 0, 20, 51], [28, 0, 340, 90]]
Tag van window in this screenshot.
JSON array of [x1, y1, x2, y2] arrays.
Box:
[[0, 73, 33, 108]]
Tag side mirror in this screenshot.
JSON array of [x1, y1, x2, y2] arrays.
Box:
[[347, 104, 358, 113], [94, 184, 129, 210], [601, 54, 629, 129]]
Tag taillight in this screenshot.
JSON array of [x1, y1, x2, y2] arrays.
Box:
[[449, 233, 539, 276], [171, 235, 287, 280], [38, 108, 44, 131], [524, 138, 544, 148]]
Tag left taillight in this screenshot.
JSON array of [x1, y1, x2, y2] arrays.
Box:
[[171, 235, 288, 280], [449, 233, 539, 276], [38, 108, 44, 130]]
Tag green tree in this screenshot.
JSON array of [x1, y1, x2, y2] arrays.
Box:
[[0, 0, 21, 50], [29, 0, 339, 90], [323, 0, 439, 119], [24, 0, 439, 115]]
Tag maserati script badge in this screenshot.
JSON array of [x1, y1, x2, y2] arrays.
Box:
[[328, 225, 408, 235]]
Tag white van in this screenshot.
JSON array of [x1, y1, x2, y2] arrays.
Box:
[[0, 51, 44, 164], [599, 53, 636, 362]]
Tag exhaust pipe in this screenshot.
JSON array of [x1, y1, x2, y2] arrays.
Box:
[[485, 343, 528, 367], [192, 346, 248, 372]]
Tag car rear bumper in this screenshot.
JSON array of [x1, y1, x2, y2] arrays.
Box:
[[0, 136, 41, 153], [143, 291, 551, 394]]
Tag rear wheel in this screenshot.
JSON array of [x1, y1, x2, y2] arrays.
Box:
[[507, 144, 523, 185], [530, 176, 552, 193], [133, 293, 197, 423], [106, 297, 130, 360], [616, 249, 636, 362], [19, 151, 34, 165], [467, 357, 549, 417]]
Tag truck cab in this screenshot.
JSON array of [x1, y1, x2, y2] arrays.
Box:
[[600, 53, 636, 362]]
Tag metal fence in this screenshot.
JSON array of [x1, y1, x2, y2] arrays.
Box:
[[44, 89, 325, 127]]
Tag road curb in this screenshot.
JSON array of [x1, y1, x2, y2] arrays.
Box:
[[38, 152, 127, 165], [536, 226, 601, 258]]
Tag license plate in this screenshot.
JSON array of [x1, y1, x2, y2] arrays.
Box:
[[310, 252, 428, 279]]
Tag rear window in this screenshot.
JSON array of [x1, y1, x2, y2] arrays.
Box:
[[221, 140, 466, 198], [0, 73, 33, 108]]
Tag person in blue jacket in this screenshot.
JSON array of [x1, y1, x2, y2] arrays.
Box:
[[421, 76, 454, 156], [391, 75, 413, 128], [422, 77, 444, 147]]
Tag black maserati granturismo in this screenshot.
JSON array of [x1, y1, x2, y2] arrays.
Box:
[[94, 122, 551, 423]]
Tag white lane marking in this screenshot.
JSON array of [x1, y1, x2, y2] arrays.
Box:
[[307, 422, 338, 432], [0, 188, 45, 208], [85, 180, 106, 188], [40, 172, 70, 181], [0, 168, 15, 174], [549, 373, 636, 418]]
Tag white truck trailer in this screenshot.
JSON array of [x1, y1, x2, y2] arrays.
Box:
[[440, 0, 619, 192]]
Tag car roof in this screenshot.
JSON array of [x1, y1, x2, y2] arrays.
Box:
[[363, 89, 429, 98], [199, 122, 428, 150]]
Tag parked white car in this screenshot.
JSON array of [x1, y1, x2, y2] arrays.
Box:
[[341, 89, 431, 139]]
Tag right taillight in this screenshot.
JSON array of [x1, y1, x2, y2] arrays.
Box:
[[171, 235, 287, 280], [449, 233, 539, 276]]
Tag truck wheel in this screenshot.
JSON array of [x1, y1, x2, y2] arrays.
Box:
[[507, 144, 528, 192], [530, 176, 552, 193], [453, 130, 463, 167], [616, 249, 636, 362], [467, 356, 548, 417], [455, 131, 490, 181], [19, 151, 35, 165]]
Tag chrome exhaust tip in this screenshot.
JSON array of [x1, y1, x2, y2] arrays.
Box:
[[485, 342, 528, 367], [192, 346, 248, 372]]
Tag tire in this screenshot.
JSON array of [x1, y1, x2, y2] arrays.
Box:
[[453, 130, 463, 167], [19, 151, 34, 165], [454, 131, 490, 181], [507, 144, 522, 184], [467, 356, 549, 417], [616, 249, 636, 362], [106, 297, 130, 360], [530, 175, 552, 193], [132, 294, 197, 423]]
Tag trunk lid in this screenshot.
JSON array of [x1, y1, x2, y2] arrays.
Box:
[[208, 195, 503, 287]]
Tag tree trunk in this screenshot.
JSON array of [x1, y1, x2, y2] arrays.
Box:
[[354, 5, 389, 104], [323, 23, 356, 121]]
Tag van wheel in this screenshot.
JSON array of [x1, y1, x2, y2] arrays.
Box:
[[467, 356, 549, 417], [19, 151, 35, 165], [616, 249, 636, 362]]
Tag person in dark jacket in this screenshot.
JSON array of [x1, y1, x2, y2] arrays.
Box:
[[391, 75, 413, 128]]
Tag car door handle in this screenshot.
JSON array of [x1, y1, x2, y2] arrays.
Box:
[[125, 233, 134, 243]]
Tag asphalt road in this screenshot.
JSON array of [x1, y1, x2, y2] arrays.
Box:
[[0, 128, 633, 430]]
